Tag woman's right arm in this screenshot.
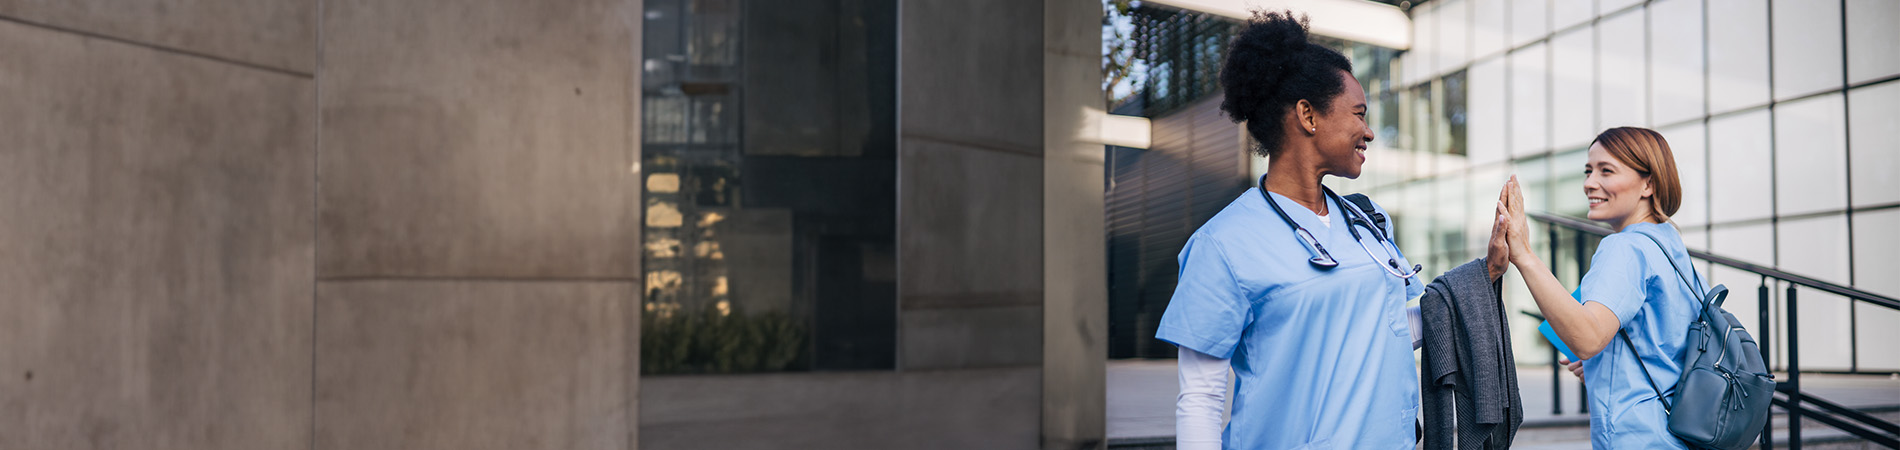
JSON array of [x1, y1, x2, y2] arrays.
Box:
[[1176, 346, 1229, 450], [1504, 177, 1623, 359]]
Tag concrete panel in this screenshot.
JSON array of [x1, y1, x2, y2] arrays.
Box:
[[0, 0, 314, 73], [902, 305, 1043, 370], [1042, 0, 1107, 447], [315, 281, 631, 450], [900, 140, 1044, 310], [641, 367, 1040, 449], [899, 0, 1044, 154], [0, 20, 314, 449], [318, 0, 640, 278]]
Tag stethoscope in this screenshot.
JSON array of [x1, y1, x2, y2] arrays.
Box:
[[1257, 174, 1422, 284]]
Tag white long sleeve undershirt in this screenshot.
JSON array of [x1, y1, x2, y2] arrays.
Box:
[[1174, 305, 1423, 448]]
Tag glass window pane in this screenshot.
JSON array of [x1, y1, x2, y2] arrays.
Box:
[[1709, 109, 1773, 223], [1848, 80, 1900, 207], [1413, 4, 1438, 86], [1511, 0, 1550, 47], [1711, 222, 1774, 267], [1779, 214, 1855, 371], [1600, 0, 1643, 15], [1774, 93, 1848, 216], [1680, 227, 1709, 252], [1468, 57, 1509, 166], [1771, 0, 1843, 100], [1854, 209, 1900, 298], [1510, 43, 1550, 155], [1708, 0, 1770, 114], [1790, 287, 1855, 370], [1779, 214, 1850, 285], [1514, 154, 1554, 216], [1472, 0, 1509, 59], [1649, 0, 1705, 127], [1411, 84, 1436, 156], [1552, 0, 1594, 31], [1551, 28, 1596, 149], [1857, 306, 1900, 371], [1397, 179, 1438, 265], [1598, 10, 1647, 129], [1847, 0, 1900, 84], [1432, 173, 1471, 271], [641, 0, 897, 373], [1549, 148, 1589, 217], [1441, 70, 1468, 156], [1658, 122, 1708, 227], [1468, 166, 1510, 255], [1439, 0, 1470, 73]]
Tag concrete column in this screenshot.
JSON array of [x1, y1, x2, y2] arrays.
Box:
[[1042, 0, 1108, 447]]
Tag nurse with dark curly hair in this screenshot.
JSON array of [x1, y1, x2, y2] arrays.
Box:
[[1155, 10, 1511, 450]]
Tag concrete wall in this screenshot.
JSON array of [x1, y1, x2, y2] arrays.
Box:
[[0, 1, 645, 448]]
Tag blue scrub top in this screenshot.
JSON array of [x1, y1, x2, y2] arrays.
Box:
[[1576, 222, 1702, 450], [1157, 188, 1425, 450]]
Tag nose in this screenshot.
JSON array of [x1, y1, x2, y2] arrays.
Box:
[[1362, 122, 1375, 143]]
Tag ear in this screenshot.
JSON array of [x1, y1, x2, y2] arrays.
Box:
[[1641, 175, 1655, 200], [1296, 99, 1317, 135]]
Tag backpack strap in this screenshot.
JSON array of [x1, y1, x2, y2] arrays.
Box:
[[1620, 330, 1675, 413], [1342, 193, 1389, 239], [1616, 229, 1705, 415]]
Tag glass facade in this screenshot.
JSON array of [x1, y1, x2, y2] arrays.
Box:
[[640, 0, 898, 374], [1375, 0, 1900, 370]]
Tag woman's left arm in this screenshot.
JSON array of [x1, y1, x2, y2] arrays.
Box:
[[1504, 177, 1622, 359]]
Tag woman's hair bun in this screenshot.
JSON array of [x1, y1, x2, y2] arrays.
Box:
[[1219, 10, 1353, 156]]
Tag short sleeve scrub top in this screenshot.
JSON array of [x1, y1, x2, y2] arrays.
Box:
[[1156, 188, 1425, 450], [1575, 222, 1702, 450]]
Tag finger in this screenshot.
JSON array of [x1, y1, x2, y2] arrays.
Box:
[[1558, 355, 1569, 365]]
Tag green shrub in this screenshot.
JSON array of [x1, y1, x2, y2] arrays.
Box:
[[641, 303, 808, 375]]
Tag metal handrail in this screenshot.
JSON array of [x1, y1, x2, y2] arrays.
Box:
[[1528, 211, 1900, 450]]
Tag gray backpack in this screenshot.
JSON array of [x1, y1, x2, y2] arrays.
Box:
[[1621, 230, 1776, 450]]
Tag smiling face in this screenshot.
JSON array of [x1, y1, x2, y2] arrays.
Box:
[[1315, 70, 1375, 179], [1583, 142, 1656, 228]]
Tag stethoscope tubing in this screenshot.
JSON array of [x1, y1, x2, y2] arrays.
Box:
[[1258, 178, 1422, 281]]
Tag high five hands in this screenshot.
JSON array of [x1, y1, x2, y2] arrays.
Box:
[[1484, 175, 1531, 281]]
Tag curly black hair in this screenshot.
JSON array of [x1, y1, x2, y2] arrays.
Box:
[[1219, 10, 1354, 157]]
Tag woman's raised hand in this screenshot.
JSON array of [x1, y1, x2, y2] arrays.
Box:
[[1485, 181, 1511, 280], [1503, 175, 1533, 263]]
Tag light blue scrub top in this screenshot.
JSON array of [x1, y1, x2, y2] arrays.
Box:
[[1157, 188, 1425, 450], [1576, 222, 1702, 450]]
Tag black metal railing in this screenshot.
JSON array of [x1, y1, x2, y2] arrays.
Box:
[[1530, 211, 1900, 449]]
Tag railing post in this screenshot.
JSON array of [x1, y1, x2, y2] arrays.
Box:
[[1549, 225, 1563, 415], [1788, 284, 1801, 450], [1760, 277, 1773, 450], [1550, 345, 1562, 416], [1574, 230, 1588, 415], [1761, 277, 1772, 371]]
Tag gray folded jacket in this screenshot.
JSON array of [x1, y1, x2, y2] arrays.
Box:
[[1420, 257, 1523, 450]]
